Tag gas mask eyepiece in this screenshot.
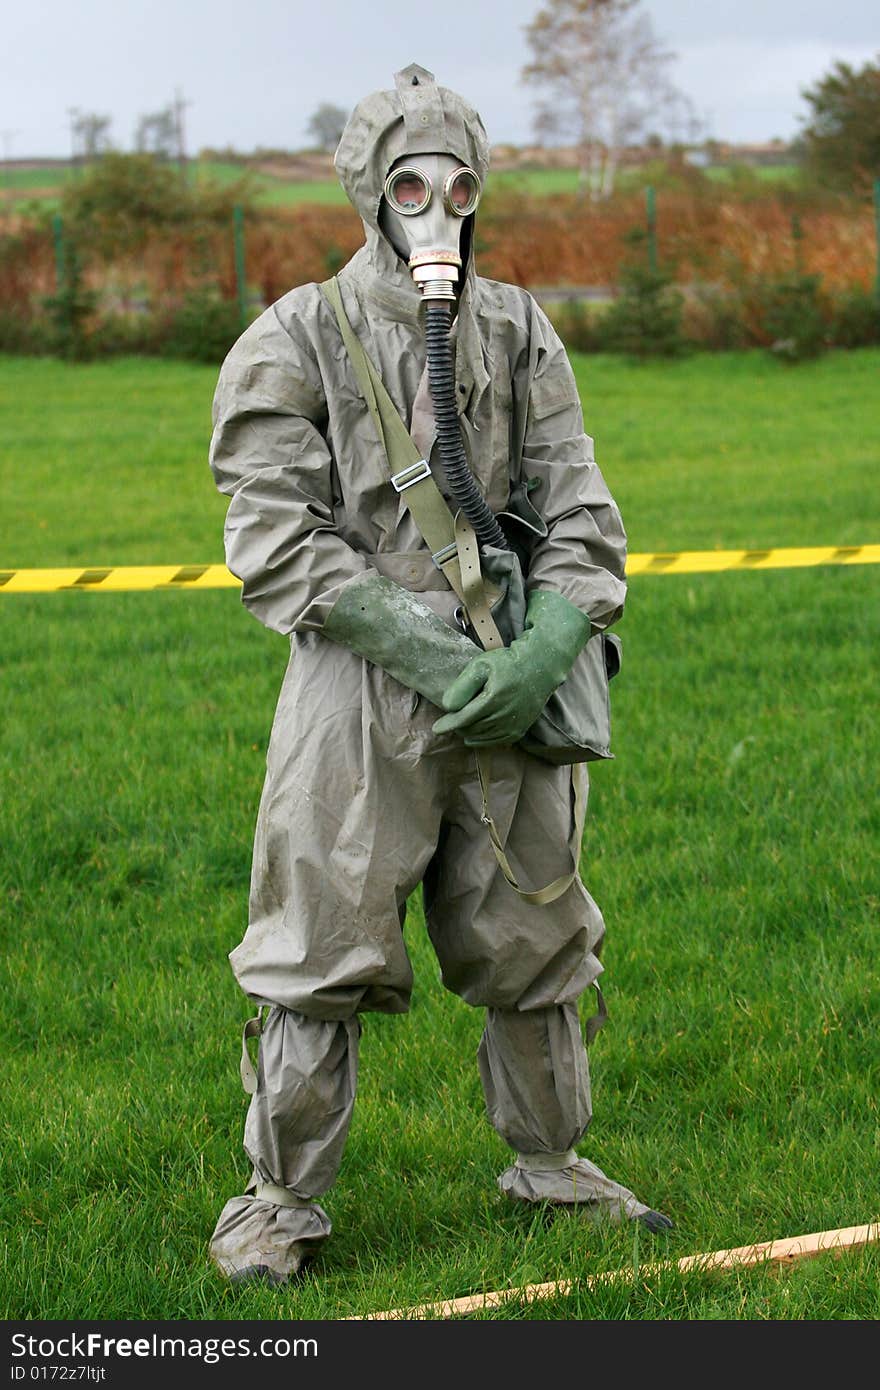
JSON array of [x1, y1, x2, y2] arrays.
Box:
[[380, 155, 482, 301]]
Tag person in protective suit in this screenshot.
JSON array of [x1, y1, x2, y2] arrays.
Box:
[[207, 63, 672, 1285]]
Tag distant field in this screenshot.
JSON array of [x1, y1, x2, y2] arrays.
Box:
[[3, 164, 73, 190], [3, 164, 72, 209], [704, 163, 801, 183], [192, 160, 350, 206], [494, 164, 803, 195], [5, 161, 600, 207], [1, 350, 878, 1320], [5, 156, 806, 211]]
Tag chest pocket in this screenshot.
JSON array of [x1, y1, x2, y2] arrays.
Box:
[[528, 371, 581, 423]]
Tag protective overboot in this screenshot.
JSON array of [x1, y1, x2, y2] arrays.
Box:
[[499, 1150, 673, 1232], [209, 1182, 332, 1286]]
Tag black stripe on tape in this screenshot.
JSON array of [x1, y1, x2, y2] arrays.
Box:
[[737, 550, 772, 567], [831, 547, 862, 561], [71, 569, 112, 586], [169, 566, 209, 584], [0, 571, 14, 587], [646, 554, 678, 571]]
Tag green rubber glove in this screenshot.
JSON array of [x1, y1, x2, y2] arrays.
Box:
[[432, 589, 592, 747], [322, 572, 479, 707]]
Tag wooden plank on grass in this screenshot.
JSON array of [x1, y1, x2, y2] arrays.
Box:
[[355, 1221, 880, 1321]]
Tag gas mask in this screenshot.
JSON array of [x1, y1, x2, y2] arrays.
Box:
[[378, 150, 505, 551], [379, 153, 481, 302]]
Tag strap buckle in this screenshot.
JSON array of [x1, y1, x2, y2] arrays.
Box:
[[390, 459, 431, 493], [431, 541, 458, 570]]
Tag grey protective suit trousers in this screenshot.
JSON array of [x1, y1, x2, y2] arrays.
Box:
[[208, 642, 653, 1281]]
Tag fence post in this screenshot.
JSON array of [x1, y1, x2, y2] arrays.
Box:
[[645, 185, 657, 273], [791, 212, 804, 274], [233, 205, 247, 330], [52, 213, 66, 291], [874, 178, 880, 308]]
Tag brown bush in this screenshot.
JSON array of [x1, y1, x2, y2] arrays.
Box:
[[237, 207, 364, 303], [1, 183, 874, 359], [0, 221, 57, 315], [212, 186, 861, 296]]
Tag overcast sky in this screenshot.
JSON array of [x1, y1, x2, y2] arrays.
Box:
[[4, 0, 878, 158]]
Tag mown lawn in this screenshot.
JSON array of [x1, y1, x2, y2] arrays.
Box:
[[1, 349, 878, 1320]]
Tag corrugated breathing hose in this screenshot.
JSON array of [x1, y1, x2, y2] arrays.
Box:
[[424, 302, 510, 552]]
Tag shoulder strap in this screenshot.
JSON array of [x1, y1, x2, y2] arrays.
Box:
[[476, 753, 586, 906], [320, 277, 576, 907], [321, 277, 468, 603]]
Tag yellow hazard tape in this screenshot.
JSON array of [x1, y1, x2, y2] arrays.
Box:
[[0, 564, 241, 594], [624, 544, 880, 576], [0, 546, 878, 594]]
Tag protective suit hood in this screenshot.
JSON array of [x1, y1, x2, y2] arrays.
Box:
[[334, 62, 490, 286]]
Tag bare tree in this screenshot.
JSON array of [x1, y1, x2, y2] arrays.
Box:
[[135, 106, 180, 160], [521, 0, 696, 198], [172, 88, 191, 175], [306, 102, 349, 152], [2, 128, 19, 216], [71, 110, 114, 161]]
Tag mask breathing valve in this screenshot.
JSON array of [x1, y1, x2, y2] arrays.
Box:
[[414, 273, 457, 301]]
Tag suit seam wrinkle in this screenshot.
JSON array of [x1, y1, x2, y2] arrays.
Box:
[[271, 293, 325, 377]]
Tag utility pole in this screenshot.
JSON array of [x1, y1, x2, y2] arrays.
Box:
[[1, 129, 19, 219], [645, 184, 657, 273], [173, 88, 191, 180], [67, 107, 81, 177]]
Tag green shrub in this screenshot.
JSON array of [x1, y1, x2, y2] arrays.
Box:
[[86, 313, 164, 358], [602, 262, 686, 358], [160, 288, 245, 363], [0, 312, 43, 355], [681, 283, 749, 350], [760, 272, 828, 362], [829, 286, 880, 347], [324, 245, 346, 276], [547, 299, 603, 353], [58, 152, 255, 260], [41, 244, 98, 359]]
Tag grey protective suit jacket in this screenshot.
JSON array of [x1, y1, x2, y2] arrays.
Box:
[[209, 257, 627, 643]]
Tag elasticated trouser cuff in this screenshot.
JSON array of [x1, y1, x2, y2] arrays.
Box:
[[515, 1149, 578, 1172], [253, 1181, 315, 1208], [208, 1192, 331, 1282], [498, 1155, 651, 1221]]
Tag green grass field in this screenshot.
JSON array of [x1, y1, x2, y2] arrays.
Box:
[[1, 350, 878, 1321], [192, 161, 351, 207], [3, 165, 75, 191], [704, 163, 801, 183]]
